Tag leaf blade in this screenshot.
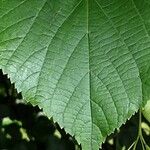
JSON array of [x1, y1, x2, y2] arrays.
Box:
[[0, 0, 149, 149]]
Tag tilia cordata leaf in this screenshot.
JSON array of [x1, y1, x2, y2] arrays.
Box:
[[0, 0, 150, 149]]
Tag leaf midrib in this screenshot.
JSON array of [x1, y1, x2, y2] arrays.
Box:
[[86, 0, 93, 148]]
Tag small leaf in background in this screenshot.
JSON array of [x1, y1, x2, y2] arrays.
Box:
[[143, 100, 150, 123]]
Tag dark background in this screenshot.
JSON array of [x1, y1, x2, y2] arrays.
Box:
[[0, 69, 150, 150]]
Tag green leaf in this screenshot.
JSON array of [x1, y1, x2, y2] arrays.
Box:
[[0, 0, 150, 149], [133, 0, 150, 105], [142, 100, 150, 123]]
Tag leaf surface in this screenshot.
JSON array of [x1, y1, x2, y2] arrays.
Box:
[[133, 0, 150, 105], [0, 0, 150, 149]]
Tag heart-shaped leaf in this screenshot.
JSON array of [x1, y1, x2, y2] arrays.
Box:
[[0, 0, 150, 149]]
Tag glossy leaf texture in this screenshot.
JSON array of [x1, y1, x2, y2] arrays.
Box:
[[0, 0, 150, 149]]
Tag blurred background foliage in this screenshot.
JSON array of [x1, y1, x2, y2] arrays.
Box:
[[0, 69, 150, 150]]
